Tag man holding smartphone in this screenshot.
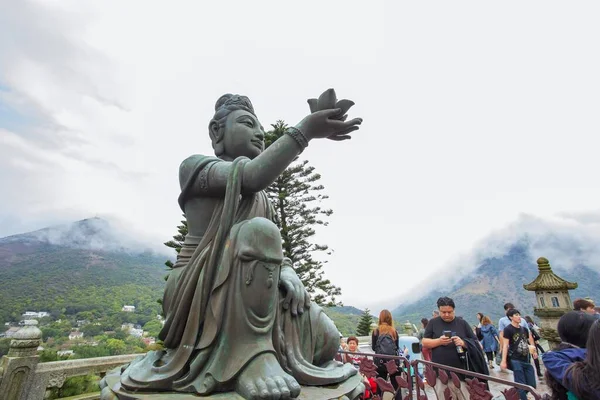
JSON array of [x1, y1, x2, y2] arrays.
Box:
[[422, 297, 478, 375]]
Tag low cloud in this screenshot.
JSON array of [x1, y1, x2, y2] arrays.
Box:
[[1, 216, 173, 257], [376, 210, 600, 310]]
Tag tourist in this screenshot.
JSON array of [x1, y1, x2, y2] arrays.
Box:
[[500, 309, 538, 400], [542, 311, 597, 400], [476, 312, 484, 328], [418, 318, 431, 361], [524, 315, 544, 378], [573, 298, 596, 315], [480, 316, 499, 370], [422, 297, 478, 377], [371, 309, 401, 392], [344, 336, 362, 367], [432, 310, 440, 319], [343, 336, 377, 399], [563, 320, 600, 399], [498, 302, 529, 371]]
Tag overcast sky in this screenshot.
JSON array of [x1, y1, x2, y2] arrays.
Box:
[[1, 0, 599, 309]]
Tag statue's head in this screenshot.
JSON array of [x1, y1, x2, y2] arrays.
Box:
[[209, 94, 265, 160]]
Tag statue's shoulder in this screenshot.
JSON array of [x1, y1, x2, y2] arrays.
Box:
[[178, 154, 221, 191], [179, 154, 220, 176], [179, 154, 220, 169]]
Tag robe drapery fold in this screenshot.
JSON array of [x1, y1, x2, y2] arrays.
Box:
[[121, 155, 355, 394]]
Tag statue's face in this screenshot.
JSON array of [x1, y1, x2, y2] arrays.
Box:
[[221, 110, 265, 160]]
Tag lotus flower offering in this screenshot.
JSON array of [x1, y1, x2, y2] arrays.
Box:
[[307, 88, 355, 121]]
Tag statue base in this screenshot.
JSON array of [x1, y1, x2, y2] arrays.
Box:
[[101, 369, 365, 400]]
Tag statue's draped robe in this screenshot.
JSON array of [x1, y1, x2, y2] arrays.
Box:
[[121, 155, 354, 394]]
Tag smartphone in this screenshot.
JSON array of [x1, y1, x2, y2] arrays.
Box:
[[443, 330, 452, 338]]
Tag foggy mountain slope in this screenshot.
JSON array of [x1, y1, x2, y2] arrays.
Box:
[[0, 218, 169, 321], [391, 212, 600, 325]]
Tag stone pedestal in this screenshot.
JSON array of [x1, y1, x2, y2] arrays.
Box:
[[0, 321, 42, 400], [100, 368, 364, 400]]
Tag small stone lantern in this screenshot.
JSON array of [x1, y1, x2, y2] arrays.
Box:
[[523, 257, 577, 349]]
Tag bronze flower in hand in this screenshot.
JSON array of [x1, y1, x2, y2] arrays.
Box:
[[307, 88, 355, 121]]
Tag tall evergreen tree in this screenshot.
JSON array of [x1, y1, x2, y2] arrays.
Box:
[[265, 120, 341, 306], [163, 215, 188, 270], [160, 216, 187, 309], [356, 309, 374, 336]]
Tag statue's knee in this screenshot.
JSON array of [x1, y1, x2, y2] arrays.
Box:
[[311, 306, 341, 366]]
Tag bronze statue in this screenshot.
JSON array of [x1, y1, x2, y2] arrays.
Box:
[[114, 89, 363, 399]]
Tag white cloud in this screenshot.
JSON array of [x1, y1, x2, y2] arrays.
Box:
[[1, 0, 600, 309]]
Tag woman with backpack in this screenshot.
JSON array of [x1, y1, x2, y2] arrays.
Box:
[[371, 309, 402, 392], [480, 316, 500, 369]]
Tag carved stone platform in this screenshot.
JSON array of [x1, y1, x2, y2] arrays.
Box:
[[101, 371, 364, 400]]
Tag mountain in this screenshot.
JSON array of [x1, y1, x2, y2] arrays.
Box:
[[392, 242, 600, 326], [0, 218, 369, 336], [328, 306, 365, 316], [0, 218, 169, 323]]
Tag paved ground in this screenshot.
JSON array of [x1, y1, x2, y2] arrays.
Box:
[[486, 364, 550, 398]]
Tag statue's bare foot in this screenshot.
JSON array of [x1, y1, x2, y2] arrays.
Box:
[[235, 352, 301, 399]]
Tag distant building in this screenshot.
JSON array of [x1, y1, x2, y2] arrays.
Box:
[[22, 311, 49, 319], [68, 331, 84, 340], [19, 320, 38, 326], [121, 323, 134, 331], [129, 328, 144, 338], [142, 337, 156, 346], [57, 350, 74, 357], [122, 305, 136, 312]]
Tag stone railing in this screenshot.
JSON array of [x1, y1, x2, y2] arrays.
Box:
[[0, 322, 138, 400]]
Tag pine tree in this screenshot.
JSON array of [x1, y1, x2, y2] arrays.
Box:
[[264, 120, 342, 306], [356, 309, 373, 336], [163, 215, 188, 270], [159, 216, 187, 309]]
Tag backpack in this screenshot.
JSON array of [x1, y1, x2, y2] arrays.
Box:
[[475, 327, 484, 341], [374, 330, 398, 365]]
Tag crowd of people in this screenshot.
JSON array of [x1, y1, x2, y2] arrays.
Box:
[[338, 296, 600, 400]]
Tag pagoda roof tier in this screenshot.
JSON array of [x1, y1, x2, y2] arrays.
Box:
[[523, 257, 578, 291]]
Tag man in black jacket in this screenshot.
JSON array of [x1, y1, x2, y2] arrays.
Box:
[[423, 297, 480, 380]]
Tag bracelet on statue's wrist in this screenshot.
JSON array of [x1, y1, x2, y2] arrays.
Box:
[[285, 127, 309, 152]]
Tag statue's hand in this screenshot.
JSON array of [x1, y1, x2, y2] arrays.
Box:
[[280, 261, 311, 316], [297, 88, 362, 142]]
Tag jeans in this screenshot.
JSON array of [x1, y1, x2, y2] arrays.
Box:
[[510, 359, 536, 400]]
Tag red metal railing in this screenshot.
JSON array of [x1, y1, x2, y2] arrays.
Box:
[[337, 350, 544, 400]]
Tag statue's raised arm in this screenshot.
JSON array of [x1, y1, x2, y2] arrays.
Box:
[[182, 89, 362, 198]]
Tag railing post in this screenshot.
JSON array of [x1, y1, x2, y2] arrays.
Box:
[[0, 321, 42, 400]]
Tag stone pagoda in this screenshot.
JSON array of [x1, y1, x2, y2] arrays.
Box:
[[523, 257, 578, 349]]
